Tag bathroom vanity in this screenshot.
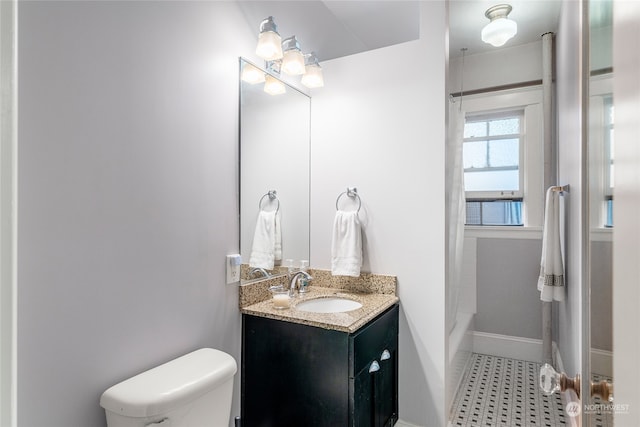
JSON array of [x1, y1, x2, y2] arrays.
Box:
[[238, 270, 399, 426], [241, 303, 399, 427]]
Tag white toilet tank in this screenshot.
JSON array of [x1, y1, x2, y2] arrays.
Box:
[[100, 348, 237, 427]]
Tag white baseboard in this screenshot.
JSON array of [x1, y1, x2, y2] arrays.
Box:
[[472, 331, 542, 363], [591, 348, 612, 377], [395, 420, 424, 427], [551, 342, 612, 378]]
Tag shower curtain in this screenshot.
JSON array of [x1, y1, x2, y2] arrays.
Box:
[[446, 102, 466, 332]]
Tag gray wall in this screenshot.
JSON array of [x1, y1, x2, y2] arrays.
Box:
[[17, 2, 255, 426], [591, 241, 612, 351], [475, 238, 543, 339], [473, 238, 611, 352]]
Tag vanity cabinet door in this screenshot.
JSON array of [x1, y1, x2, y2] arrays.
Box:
[[242, 315, 350, 427], [350, 304, 399, 427], [353, 363, 374, 426], [375, 347, 398, 427]]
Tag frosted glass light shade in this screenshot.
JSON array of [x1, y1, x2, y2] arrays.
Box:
[[481, 17, 517, 47], [264, 74, 286, 95], [256, 31, 283, 61], [281, 50, 305, 76], [241, 63, 265, 84], [301, 64, 324, 88]]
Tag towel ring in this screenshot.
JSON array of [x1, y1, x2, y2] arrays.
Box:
[[258, 190, 279, 213], [335, 187, 361, 213]]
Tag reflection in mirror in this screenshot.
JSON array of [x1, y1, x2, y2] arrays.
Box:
[[239, 58, 310, 284], [588, 0, 613, 418]]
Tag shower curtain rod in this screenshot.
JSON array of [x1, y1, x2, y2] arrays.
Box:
[[449, 79, 543, 99]]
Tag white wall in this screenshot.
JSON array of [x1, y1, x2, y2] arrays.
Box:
[[0, 0, 17, 425], [449, 40, 543, 94], [17, 2, 256, 426], [612, 0, 640, 422], [311, 3, 446, 425], [555, 0, 584, 377]]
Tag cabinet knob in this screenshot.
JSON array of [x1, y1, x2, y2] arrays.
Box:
[[380, 349, 391, 361], [369, 360, 380, 373]]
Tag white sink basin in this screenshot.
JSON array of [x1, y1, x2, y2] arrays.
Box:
[[295, 297, 363, 313]]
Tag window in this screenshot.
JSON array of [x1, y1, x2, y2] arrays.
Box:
[[604, 96, 614, 227], [463, 110, 524, 225], [587, 75, 615, 231], [454, 87, 544, 230], [465, 200, 523, 226], [588, 76, 614, 231]]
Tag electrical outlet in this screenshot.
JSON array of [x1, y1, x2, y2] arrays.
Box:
[[226, 254, 242, 284]]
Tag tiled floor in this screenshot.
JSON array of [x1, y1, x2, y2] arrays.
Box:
[[450, 353, 567, 426]]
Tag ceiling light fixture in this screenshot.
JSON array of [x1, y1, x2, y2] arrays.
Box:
[[481, 4, 518, 47]]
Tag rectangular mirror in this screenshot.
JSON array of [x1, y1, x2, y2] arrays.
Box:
[[239, 58, 311, 283]]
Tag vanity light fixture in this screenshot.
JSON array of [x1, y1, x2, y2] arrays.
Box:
[[253, 17, 325, 92], [256, 16, 283, 61], [241, 62, 266, 84], [281, 36, 306, 76], [481, 4, 518, 47], [263, 74, 286, 95], [301, 52, 324, 88]]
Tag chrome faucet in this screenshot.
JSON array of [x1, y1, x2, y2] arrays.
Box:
[[249, 267, 270, 279], [289, 270, 312, 296]]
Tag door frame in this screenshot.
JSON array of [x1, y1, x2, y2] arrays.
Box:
[[0, 0, 17, 425], [611, 0, 640, 424]]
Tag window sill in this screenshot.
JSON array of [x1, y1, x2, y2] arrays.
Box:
[[591, 227, 613, 242], [464, 225, 543, 239]]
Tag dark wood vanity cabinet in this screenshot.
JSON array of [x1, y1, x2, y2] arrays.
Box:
[[241, 304, 399, 427]]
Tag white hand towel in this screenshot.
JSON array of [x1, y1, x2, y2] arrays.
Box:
[[537, 187, 565, 301], [331, 210, 362, 277], [249, 210, 279, 270], [274, 210, 282, 263]]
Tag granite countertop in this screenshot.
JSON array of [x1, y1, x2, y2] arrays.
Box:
[[240, 286, 399, 333]]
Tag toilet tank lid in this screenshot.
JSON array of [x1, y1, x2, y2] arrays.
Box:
[[100, 348, 237, 418]]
